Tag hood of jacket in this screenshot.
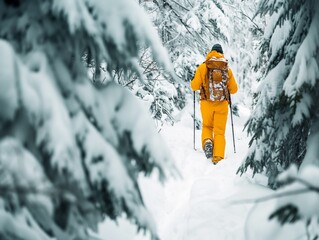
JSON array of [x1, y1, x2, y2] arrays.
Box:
[[205, 50, 224, 60]]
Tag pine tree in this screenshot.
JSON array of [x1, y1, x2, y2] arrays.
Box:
[[0, 0, 177, 239], [238, 0, 319, 187]]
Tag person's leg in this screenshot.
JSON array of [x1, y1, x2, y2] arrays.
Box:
[[213, 101, 228, 161], [200, 101, 214, 150]]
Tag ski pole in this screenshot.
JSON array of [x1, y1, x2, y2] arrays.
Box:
[[228, 92, 236, 153], [193, 91, 196, 150]]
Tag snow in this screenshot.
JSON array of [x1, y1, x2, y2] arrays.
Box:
[[275, 165, 319, 218], [185, 12, 201, 32], [284, 1, 319, 96], [0, 40, 19, 121], [72, 109, 160, 235], [0, 138, 55, 240], [251, 58, 289, 123], [269, 19, 291, 62], [75, 81, 178, 179], [97, 98, 311, 240], [291, 93, 312, 125], [301, 120, 319, 169], [257, 59, 286, 101], [263, 6, 283, 41], [15, 50, 88, 187], [2, 0, 319, 238], [245, 198, 306, 240], [51, 0, 173, 84], [52, 0, 88, 34], [0, 208, 44, 240], [93, 0, 172, 71]]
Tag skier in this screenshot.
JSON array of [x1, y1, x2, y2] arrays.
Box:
[[191, 44, 238, 164]]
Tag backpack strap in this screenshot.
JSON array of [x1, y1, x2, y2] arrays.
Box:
[[221, 69, 230, 102], [199, 62, 208, 100]]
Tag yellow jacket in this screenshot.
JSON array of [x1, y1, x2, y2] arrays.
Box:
[[191, 50, 238, 100]]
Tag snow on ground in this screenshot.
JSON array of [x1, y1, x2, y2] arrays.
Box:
[[155, 103, 263, 240], [98, 101, 307, 240]]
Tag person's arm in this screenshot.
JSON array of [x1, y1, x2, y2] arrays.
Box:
[[191, 64, 204, 91], [227, 68, 238, 94]]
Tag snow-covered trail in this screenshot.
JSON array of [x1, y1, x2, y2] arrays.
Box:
[[153, 102, 307, 240], [98, 102, 288, 240], [157, 104, 257, 240], [98, 102, 308, 240]]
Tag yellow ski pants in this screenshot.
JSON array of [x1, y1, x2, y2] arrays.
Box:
[[200, 100, 229, 158]]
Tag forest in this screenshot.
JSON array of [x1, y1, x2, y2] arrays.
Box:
[[0, 0, 318, 239]]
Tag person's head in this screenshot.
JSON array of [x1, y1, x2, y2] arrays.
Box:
[[211, 44, 223, 54]]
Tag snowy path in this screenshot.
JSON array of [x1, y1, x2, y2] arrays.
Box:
[[98, 104, 290, 240], [157, 105, 256, 240], [152, 104, 307, 240]]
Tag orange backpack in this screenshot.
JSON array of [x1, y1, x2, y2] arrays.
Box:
[[203, 56, 229, 101]]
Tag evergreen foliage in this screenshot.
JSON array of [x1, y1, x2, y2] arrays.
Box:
[[238, 0, 319, 187], [0, 0, 177, 239]]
